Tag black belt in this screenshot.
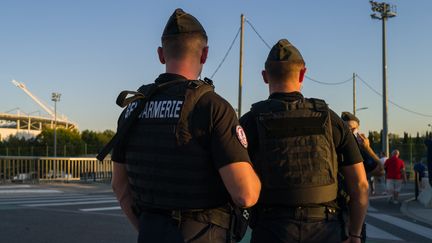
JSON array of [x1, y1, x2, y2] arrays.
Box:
[[140, 206, 231, 229], [257, 206, 337, 220]]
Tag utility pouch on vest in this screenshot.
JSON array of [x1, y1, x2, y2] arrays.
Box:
[[229, 206, 251, 242]]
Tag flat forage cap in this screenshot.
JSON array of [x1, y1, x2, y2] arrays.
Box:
[[162, 8, 207, 38], [266, 39, 304, 63]]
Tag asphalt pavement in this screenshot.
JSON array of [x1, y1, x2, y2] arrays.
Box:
[[1, 182, 431, 243], [0, 182, 136, 243], [401, 197, 432, 227]]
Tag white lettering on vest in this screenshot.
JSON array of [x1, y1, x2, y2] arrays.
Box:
[[148, 101, 154, 117], [165, 101, 172, 118], [124, 101, 138, 119], [160, 101, 167, 118], [174, 101, 183, 118], [137, 100, 183, 119]]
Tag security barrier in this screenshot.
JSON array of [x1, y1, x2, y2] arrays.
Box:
[[0, 156, 112, 183]]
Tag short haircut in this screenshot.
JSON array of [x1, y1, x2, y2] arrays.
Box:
[[392, 149, 400, 157], [162, 33, 207, 60], [265, 60, 305, 81]]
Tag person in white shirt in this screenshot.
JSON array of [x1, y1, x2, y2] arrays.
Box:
[[376, 152, 388, 195]]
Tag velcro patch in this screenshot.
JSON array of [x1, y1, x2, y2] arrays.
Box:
[[236, 125, 248, 149]]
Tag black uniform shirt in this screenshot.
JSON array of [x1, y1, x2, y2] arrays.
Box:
[[112, 73, 251, 169], [360, 148, 379, 173], [239, 92, 363, 168]]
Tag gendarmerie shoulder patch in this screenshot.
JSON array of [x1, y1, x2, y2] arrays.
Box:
[[235, 125, 248, 149]]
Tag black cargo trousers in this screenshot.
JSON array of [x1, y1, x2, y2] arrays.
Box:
[[250, 206, 342, 243], [137, 207, 231, 243]]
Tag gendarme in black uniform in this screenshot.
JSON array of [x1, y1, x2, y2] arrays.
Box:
[[241, 92, 362, 173], [113, 73, 249, 207], [112, 74, 250, 242], [241, 94, 362, 243], [111, 9, 251, 243], [239, 39, 363, 243], [241, 95, 362, 190]]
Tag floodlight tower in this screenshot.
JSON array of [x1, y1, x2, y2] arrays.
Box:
[[370, 1, 396, 156], [51, 92, 61, 157]]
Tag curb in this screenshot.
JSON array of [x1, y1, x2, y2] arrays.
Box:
[[400, 197, 432, 227]]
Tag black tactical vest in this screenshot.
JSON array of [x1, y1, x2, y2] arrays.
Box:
[[123, 80, 230, 210], [251, 98, 338, 206]]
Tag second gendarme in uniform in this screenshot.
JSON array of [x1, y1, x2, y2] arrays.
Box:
[[240, 39, 369, 243]]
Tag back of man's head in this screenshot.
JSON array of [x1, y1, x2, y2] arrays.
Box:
[[391, 149, 400, 157], [161, 8, 208, 61], [265, 39, 305, 82], [341, 112, 360, 125]]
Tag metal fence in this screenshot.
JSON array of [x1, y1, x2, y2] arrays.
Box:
[[0, 156, 112, 183]]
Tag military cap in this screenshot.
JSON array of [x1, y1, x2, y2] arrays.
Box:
[[341, 111, 360, 124], [266, 39, 304, 64], [162, 8, 207, 38]]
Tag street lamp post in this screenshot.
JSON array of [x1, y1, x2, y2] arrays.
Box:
[[370, 1, 396, 156], [356, 107, 369, 113]]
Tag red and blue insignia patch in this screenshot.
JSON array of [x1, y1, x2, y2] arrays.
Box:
[[236, 125, 248, 149]]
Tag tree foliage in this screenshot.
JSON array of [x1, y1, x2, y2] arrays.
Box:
[[0, 128, 114, 157]]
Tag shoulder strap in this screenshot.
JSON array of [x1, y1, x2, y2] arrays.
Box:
[[176, 80, 214, 145], [306, 98, 328, 112], [96, 79, 185, 161]]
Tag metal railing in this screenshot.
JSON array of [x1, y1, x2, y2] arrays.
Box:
[[0, 156, 112, 183]]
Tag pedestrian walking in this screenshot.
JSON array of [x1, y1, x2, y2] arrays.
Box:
[[385, 150, 407, 204]]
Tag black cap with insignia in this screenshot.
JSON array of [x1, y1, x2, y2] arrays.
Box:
[[266, 39, 305, 64], [162, 8, 207, 38], [341, 111, 360, 124]]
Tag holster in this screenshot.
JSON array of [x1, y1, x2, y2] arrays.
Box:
[[229, 206, 251, 242], [184, 207, 231, 230]]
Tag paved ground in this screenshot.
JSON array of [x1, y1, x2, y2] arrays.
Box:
[[1, 182, 431, 243], [0, 183, 136, 243]]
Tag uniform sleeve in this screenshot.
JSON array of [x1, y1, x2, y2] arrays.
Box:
[[239, 111, 259, 160], [111, 110, 127, 163], [194, 92, 251, 169], [361, 150, 378, 173], [329, 110, 363, 167]]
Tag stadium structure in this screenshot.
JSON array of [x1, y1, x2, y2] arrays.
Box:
[[0, 80, 77, 141]]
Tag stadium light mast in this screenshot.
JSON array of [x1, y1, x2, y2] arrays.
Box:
[[370, 1, 396, 156], [51, 92, 61, 158]]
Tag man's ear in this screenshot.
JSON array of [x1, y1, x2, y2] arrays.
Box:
[[262, 70, 269, 84], [200, 46, 209, 64], [299, 67, 307, 83], [157, 47, 165, 64]]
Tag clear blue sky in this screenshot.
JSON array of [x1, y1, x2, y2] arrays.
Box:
[[1, 0, 431, 136]]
